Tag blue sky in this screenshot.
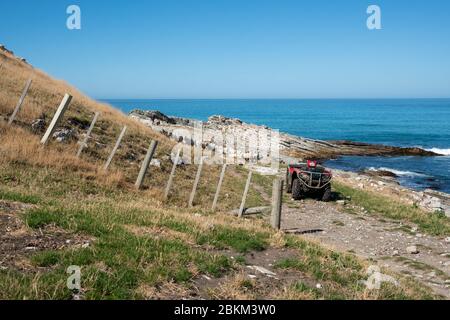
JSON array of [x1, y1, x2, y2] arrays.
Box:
[[1, 0, 450, 99]]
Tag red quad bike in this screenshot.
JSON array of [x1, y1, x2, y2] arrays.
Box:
[[286, 160, 332, 201]]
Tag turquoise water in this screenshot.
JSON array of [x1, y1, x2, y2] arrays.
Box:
[[103, 99, 450, 193]]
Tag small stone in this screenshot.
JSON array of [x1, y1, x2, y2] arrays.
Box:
[[336, 200, 346, 205], [316, 283, 322, 289], [150, 159, 161, 167], [406, 245, 419, 254], [53, 128, 76, 143], [31, 119, 46, 133], [444, 237, 450, 243], [81, 242, 90, 248], [392, 250, 399, 256], [247, 266, 276, 276]]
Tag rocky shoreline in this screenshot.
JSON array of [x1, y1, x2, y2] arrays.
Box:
[[129, 109, 439, 160], [129, 109, 449, 217]]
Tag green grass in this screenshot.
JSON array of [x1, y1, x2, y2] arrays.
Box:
[[0, 161, 439, 300], [279, 236, 364, 288], [0, 188, 42, 204], [196, 226, 269, 253], [333, 181, 450, 236]]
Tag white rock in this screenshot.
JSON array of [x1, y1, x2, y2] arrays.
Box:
[[336, 200, 346, 205], [247, 266, 276, 276], [53, 128, 75, 143], [406, 245, 419, 254], [316, 283, 322, 289], [150, 159, 161, 167]]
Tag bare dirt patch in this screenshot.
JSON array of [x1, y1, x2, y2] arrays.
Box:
[[0, 200, 92, 272], [192, 247, 317, 299]]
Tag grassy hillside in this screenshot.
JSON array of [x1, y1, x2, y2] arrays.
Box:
[[0, 48, 437, 299]]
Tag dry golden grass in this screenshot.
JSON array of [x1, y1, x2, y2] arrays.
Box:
[[0, 122, 125, 188], [207, 272, 257, 300], [0, 49, 174, 177], [1, 49, 273, 210]]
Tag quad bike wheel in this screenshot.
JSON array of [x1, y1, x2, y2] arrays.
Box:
[[291, 178, 303, 200], [321, 185, 332, 202]]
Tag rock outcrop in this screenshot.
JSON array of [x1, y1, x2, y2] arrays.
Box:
[[129, 110, 440, 161]]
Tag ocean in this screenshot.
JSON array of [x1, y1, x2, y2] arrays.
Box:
[[102, 99, 450, 193]]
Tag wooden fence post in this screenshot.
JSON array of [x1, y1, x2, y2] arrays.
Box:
[[271, 178, 283, 230], [188, 157, 204, 207], [40, 93, 72, 144], [8, 78, 32, 125], [238, 170, 253, 217], [211, 164, 227, 211], [164, 148, 181, 200], [76, 112, 100, 158], [104, 125, 127, 170], [135, 140, 159, 189]]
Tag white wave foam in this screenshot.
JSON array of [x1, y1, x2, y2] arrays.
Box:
[[426, 148, 450, 156], [368, 167, 428, 177]]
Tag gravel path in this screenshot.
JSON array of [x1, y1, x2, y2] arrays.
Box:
[[281, 199, 450, 298]]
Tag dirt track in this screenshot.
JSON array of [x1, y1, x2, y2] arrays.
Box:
[[280, 199, 450, 298]]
